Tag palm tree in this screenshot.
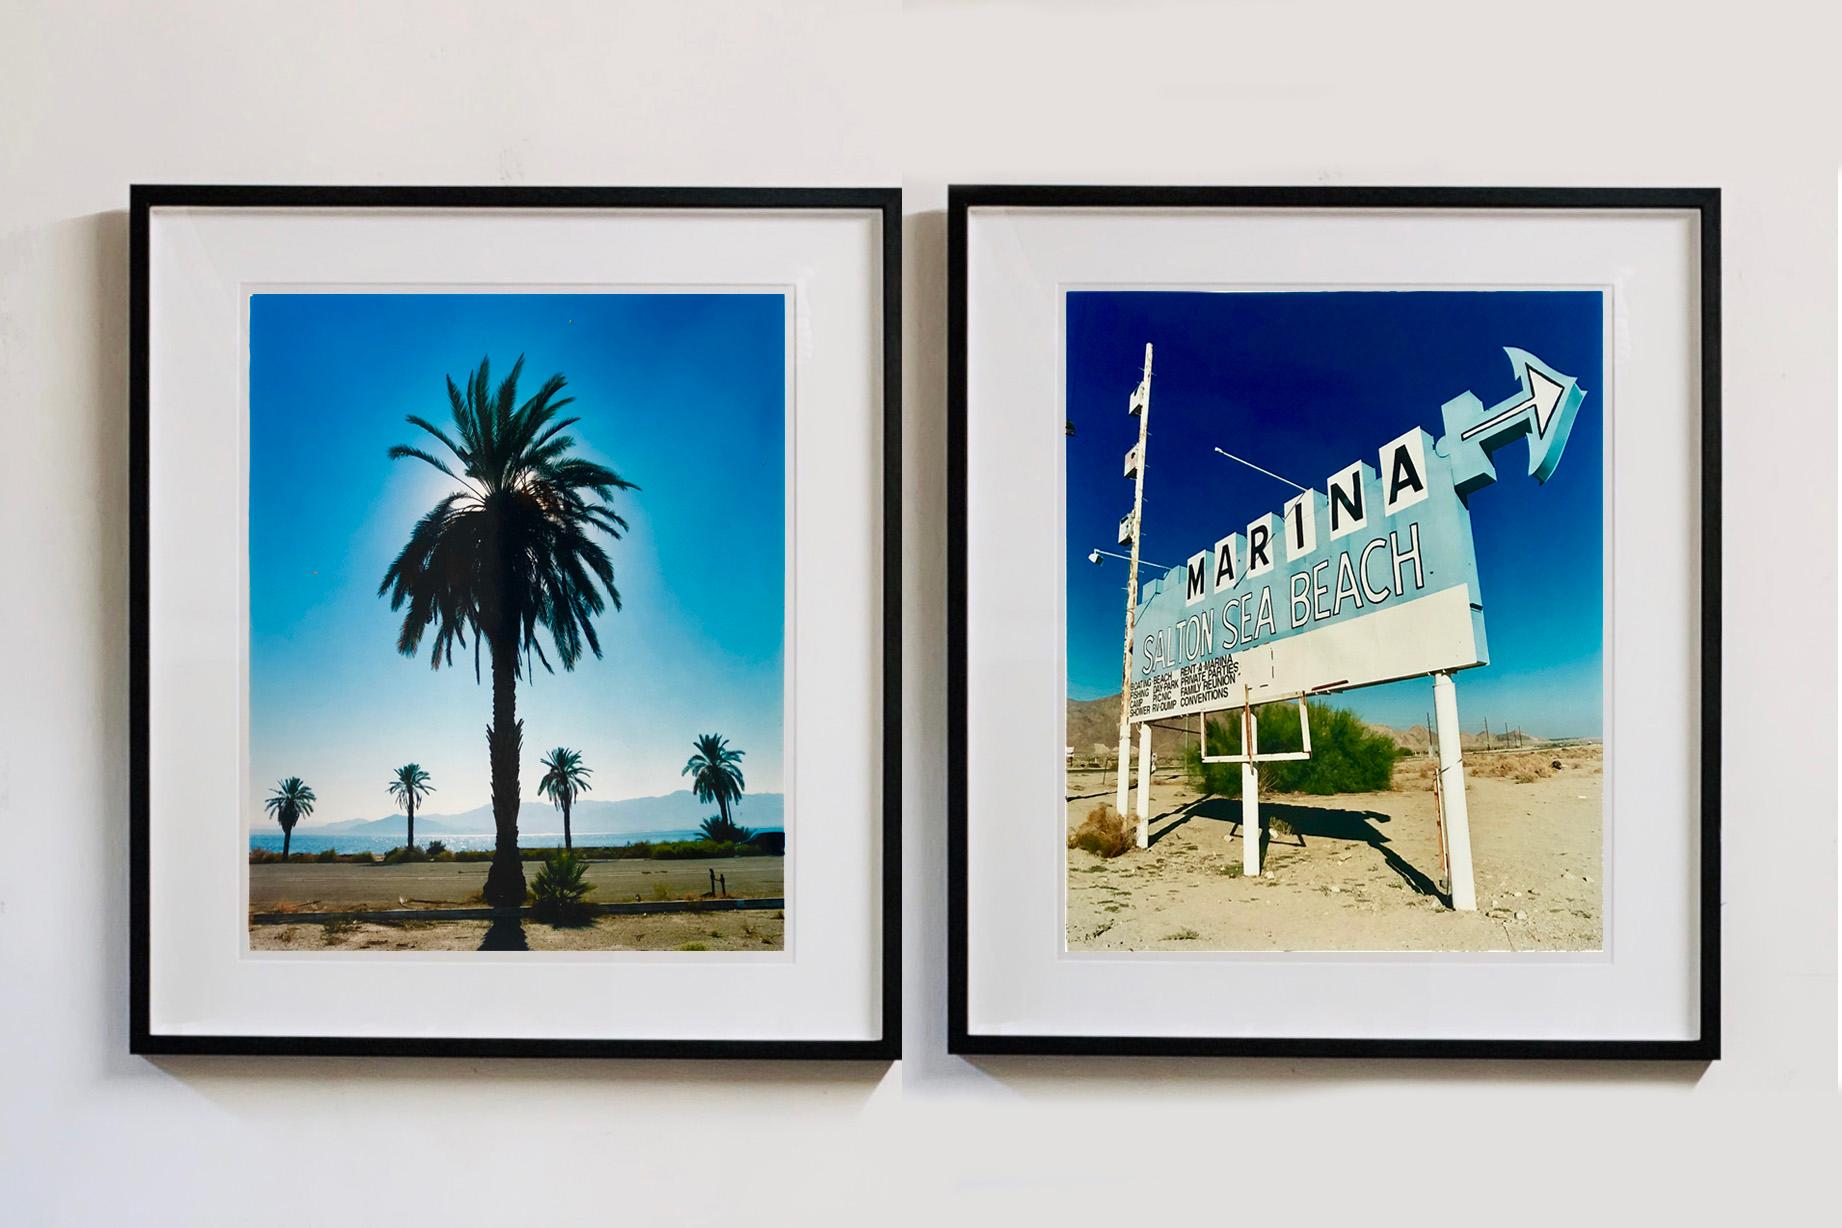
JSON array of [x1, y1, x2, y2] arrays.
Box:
[[264, 777, 316, 861], [698, 814, 755, 844], [683, 733, 746, 833], [536, 747, 592, 851], [387, 763, 434, 850], [378, 356, 636, 906]]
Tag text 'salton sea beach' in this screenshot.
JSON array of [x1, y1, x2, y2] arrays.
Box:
[[246, 292, 790, 954], [1065, 289, 1605, 953], [1129, 346, 1584, 724]]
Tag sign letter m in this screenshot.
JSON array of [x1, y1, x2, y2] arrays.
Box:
[[1185, 550, 1209, 606]]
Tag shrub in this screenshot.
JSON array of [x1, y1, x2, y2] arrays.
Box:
[[425, 840, 448, 857], [529, 849, 593, 924], [1468, 751, 1555, 783], [249, 848, 375, 864], [1067, 805, 1133, 858], [649, 838, 752, 860], [320, 919, 359, 944], [1182, 702, 1401, 797], [380, 845, 429, 865]]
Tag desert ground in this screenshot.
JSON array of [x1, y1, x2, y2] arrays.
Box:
[[250, 908, 785, 953], [249, 854, 783, 952], [1066, 745, 1603, 952], [250, 854, 781, 912]]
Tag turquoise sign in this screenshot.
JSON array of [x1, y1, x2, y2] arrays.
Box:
[[1126, 348, 1587, 722]]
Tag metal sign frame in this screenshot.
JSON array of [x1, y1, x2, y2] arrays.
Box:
[[1197, 694, 1313, 764]]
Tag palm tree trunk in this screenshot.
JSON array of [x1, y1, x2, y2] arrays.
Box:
[[407, 796, 415, 850], [563, 796, 572, 852], [282, 827, 292, 861], [717, 792, 731, 831], [483, 637, 526, 907]]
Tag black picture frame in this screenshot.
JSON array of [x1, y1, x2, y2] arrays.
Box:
[[946, 185, 1720, 1060], [130, 185, 903, 1061]]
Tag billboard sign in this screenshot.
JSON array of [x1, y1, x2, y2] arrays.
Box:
[[1126, 348, 1585, 724]]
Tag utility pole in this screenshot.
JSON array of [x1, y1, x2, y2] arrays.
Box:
[[1115, 343, 1154, 842]]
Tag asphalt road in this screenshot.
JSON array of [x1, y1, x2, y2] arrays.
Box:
[[249, 855, 784, 911]]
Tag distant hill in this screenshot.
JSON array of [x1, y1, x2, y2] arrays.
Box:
[[1066, 695, 1190, 761], [1378, 723, 1550, 754], [302, 789, 784, 837], [1067, 693, 1547, 763]]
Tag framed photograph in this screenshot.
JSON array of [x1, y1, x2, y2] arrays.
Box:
[[949, 186, 1719, 1058], [131, 186, 901, 1059]]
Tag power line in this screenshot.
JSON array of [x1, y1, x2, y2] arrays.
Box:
[[1211, 446, 1310, 493]]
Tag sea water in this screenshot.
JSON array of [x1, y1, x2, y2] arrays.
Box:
[[249, 827, 784, 856]]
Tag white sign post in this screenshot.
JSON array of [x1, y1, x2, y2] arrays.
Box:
[[1432, 671, 1478, 911], [1135, 721, 1152, 846], [1241, 699, 1261, 876]]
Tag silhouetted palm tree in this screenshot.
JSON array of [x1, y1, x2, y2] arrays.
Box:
[[683, 733, 746, 832], [265, 777, 316, 861], [378, 356, 635, 906], [387, 763, 434, 850], [537, 747, 592, 852], [698, 814, 755, 844]]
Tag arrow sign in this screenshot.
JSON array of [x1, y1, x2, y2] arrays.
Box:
[[1436, 347, 1586, 496]]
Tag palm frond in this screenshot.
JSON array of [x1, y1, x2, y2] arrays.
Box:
[[380, 356, 634, 683]]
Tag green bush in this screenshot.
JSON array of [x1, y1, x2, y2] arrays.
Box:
[[380, 845, 429, 865], [1182, 702, 1401, 797], [249, 848, 375, 865], [425, 840, 448, 858], [390, 839, 778, 864], [651, 839, 739, 860], [529, 849, 593, 924]]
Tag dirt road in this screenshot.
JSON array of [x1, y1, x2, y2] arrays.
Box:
[[250, 855, 783, 912]]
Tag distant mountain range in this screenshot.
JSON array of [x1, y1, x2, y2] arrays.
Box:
[[300, 789, 784, 837]]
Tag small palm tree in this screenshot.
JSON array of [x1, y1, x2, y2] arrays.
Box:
[[536, 747, 592, 851], [528, 849, 593, 924], [378, 356, 636, 906], [264, 777, 316, 861], [698, 814, 755, 844], [387, 763, 434, 850], [683, 733, 746, 832]]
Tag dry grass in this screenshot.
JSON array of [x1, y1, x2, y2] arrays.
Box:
[[1068, 805, 1134, 858], [1394, 745, 1600, 787], [320, 919, 360, 944]]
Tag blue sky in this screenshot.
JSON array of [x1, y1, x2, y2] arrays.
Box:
[[249, 292, 786, 825], [1066, 289, 1604, 739]]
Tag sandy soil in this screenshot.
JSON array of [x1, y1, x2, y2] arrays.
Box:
[[250, 909, 785, 952], [250, 855, 782, 912], [1066, 745, 1603, 952]]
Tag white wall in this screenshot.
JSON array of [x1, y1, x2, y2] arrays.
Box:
[[1, 2, 1836, 1223]]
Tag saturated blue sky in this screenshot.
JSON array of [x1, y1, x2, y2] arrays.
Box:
[[249, 292, 786, 825], [1066, 289, 1604, 739]]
